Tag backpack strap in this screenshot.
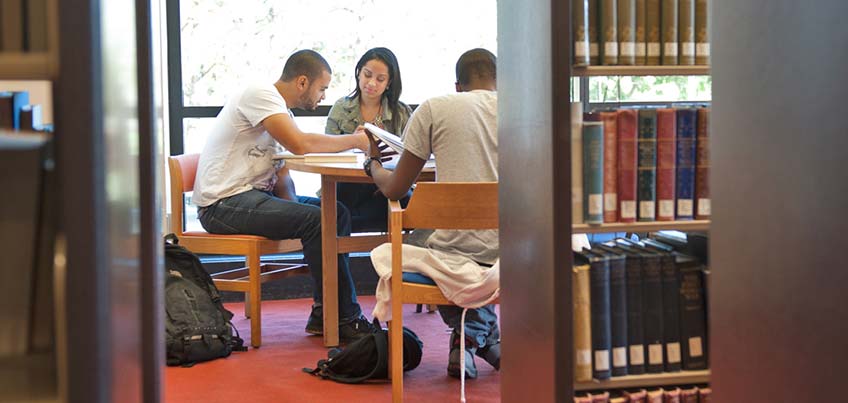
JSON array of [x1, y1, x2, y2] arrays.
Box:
[[164, 233, 179, 245], [305, 319, 387, 384], [228, 322, 248, 352]]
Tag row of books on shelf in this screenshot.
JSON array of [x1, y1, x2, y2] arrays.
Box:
[[0, 91, 48, 132], [576, 386, 711, 402], [573, 0, 709, 67], [571, 103, 709, 225], [0, 0, 49, 52], [573, 237, 709, 382]]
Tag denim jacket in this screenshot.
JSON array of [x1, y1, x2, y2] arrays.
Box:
[[325, 95, 412, 137]]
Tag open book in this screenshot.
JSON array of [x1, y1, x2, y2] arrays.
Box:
[[364, 123, 404, 154]]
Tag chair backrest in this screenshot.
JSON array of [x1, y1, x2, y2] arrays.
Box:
[[167, 153, 201, 235], [401, 182, 498, 230]]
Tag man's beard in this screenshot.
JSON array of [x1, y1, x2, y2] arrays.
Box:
[[298, 93, 317, 111]]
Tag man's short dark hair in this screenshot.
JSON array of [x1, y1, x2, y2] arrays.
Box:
[[280, 49, 332, 82], [455, 48, 496, 86]]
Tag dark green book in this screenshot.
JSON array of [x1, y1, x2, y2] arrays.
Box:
[[678, 260, 708, 370], [600, 0, 618, 65], [637, 109, 657, 221], [589, 0, 601, 65], [661, 0, 678, 65], [618, 0, 637, 65], [646, 0, 662, 65], [678, 0, 696, 65], [695, 0, 710, 65], [583, 117, 605, 224], [635, 0, 647, 65]]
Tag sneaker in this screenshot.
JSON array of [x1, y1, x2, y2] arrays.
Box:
[[338, 315, 377, 342], [447, 331, 478, 379], [475, 341, 501, 370], [305, 304, 323, 335]]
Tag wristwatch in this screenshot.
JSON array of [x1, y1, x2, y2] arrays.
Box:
[[363, 156, 382, 177]]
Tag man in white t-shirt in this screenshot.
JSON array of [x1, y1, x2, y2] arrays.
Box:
[[193, 50, 375, 341], [364, 49, 501, 379]]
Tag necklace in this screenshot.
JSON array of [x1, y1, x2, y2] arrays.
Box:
[[361, 102, 383, 128]]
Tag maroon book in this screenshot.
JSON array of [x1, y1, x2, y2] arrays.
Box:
[[680, 387, 699, 403], [616, 109, 639, 223], [624, 389, 648, 402], [695, 107, 710, 219], [698, 387, 712, 402], [655, 108, 677, 221], [662, 387, 681, 403], [647, 389, 664, 403], [601, 110, 619, 222], [592, 391, 611, 403]]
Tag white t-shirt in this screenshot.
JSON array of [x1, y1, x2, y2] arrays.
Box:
[[192, 84, 288, 207], [403, 90, 500, 265]]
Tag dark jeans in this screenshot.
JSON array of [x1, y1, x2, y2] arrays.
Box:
[[337, 183, 412, 232], [198, 189, 362, 322], [438, 304, 500, 348]]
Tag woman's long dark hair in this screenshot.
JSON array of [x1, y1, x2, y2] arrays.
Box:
[[349, 47, 403, 134]]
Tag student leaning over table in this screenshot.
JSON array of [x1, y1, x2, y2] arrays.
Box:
[[325, 47, 413, 232], [192, 49, 378, 342], [364, 48, 502, 379]]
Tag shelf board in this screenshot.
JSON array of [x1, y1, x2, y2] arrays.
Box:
[[575, 370, 710, 391], [572, 65, 710, 76], [573, 220, 709, 234], [0, 52, 57, 80]]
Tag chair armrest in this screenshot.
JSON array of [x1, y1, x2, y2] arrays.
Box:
[[388, 199, 403, 214]]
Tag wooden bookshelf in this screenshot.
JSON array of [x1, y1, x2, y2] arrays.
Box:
[[0, 52, 57, 80], [0, 0, 59, 80], [0, 353, 59, 402], [572, 65, 710, 77], [575, 370, 711, 391], [573, 220, 710, 234]]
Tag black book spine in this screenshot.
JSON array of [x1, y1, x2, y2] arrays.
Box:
[[661, 253, 682, 372], [679, 265, 708, 369], [609, 257, 628, 376], [625, 257, 646, 374], [642, 254, 665, 373], [590, 257, 612, 380]]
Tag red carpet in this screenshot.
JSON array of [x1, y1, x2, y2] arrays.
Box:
[[165, 296, 501, 402]]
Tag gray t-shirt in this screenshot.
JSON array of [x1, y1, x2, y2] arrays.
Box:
[[193, 84, 286, 207], [403, 89, 499, 265]]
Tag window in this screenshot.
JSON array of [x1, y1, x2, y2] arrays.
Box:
[[169, 0, 498, 153], [588, 75, 712, 104]]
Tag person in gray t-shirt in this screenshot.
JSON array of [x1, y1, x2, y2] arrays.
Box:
[[364, 49, 501, 380]]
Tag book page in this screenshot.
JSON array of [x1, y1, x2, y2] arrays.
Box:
[[364, 123, 404, 154]]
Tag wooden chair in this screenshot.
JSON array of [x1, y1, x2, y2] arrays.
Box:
[[168, 154, 309, 348], [386, 182, 499, 402]]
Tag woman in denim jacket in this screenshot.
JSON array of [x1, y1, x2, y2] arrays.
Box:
[[326, 47, 412, 231]]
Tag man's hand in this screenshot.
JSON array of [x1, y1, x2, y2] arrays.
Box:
[[273, 166, 298, 201], [364, 128, 398, 162], [351, 131, 370, 152]]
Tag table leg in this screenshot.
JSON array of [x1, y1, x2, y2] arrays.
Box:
[[321, 176, 339, 347]]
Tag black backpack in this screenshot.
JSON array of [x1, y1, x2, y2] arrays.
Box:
[[303, 319, 423, 383], [164, 234, 246, 367]]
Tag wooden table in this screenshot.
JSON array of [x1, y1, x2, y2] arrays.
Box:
[[285, 159, 435, 346]]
